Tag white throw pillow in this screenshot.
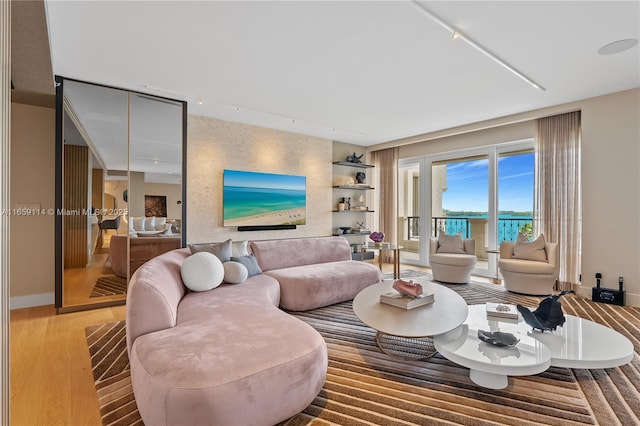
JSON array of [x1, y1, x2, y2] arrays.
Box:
[[436, 233, 467, 254], [155, 217, 167, 231], [144, 216, 156, 231], [513, 233, 547, 262], [181, 252, 224, 292], [223, 261, 249, 284], [133, 217, 145, 232]]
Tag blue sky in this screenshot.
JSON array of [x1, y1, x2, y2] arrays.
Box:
[[224, 169, 306, 191], [442, 153, 534, 213]]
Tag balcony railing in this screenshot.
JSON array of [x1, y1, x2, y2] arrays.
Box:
[[407, 216, 532, 243]]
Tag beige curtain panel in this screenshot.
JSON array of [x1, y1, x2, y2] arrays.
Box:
[[371, 147, 399, 263], [534, 110, 582, 290]]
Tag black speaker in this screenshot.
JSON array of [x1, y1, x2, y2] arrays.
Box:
[[592, 287, 625, 306], [592, 275, 625, 306]]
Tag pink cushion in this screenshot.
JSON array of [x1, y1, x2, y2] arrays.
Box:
[[130, 303, 327, 425], [126, 248, 190, 352], [250, 236, 351, 271], [266, 260, 381, 311]]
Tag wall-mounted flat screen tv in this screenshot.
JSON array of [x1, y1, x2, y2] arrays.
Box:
[[223, 169, 306, 227]]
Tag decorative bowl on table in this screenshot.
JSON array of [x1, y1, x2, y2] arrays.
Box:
[[339, 227, 352, 234]]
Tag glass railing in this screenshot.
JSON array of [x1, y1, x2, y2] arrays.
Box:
[[407, 216, 533, 244]]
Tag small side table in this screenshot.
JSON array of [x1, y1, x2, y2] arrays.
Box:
[[367, 244, 403, 279]]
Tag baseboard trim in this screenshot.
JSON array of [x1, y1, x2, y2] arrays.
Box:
[[10, 292, 55, 310]]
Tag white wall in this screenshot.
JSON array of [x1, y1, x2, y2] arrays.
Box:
[[9, 103, 55, 305], [372, 89, 640, 306], [580, 90, 639, 305]]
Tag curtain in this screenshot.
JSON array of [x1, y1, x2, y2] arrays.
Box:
[[370, 147, 399, 263], [534, 111, 582, 291]]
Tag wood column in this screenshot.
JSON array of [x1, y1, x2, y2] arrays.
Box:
[[64, 145, 89, 267]]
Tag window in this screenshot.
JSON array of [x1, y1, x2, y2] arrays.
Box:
[[398, 140, 534, 279]]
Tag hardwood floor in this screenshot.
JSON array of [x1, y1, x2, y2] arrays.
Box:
[[10, 304, 125, 426], [63, 231, 126, 308]]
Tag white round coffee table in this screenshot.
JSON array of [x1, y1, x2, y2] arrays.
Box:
[[434, 322, 551, 389], [434, 304, 634, 389], [352, 280, 468, 359]]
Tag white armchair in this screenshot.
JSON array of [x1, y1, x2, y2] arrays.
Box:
[[498, 239, 559, 295], [429, 236, 477, 284]]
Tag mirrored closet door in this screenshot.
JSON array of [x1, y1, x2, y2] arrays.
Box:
[[55, 77, 186, 313]]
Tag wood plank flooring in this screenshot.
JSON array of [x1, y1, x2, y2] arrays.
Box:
[[63, 231, 126, 308], [10, 304, 126, 426]]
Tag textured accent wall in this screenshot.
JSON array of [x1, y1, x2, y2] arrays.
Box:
[[187, 114, 333, 243]]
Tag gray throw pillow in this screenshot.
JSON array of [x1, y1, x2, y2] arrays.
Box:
[[436, 233, 467, 254], [230, 254, 263, 277], [513, 233, 547, 262], [189, 239, 232, 262]]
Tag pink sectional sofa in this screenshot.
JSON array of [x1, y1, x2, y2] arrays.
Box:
[[126, 236, 381, 426]]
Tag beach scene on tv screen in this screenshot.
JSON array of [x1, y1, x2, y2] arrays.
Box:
[[223, 170, 306, 227]]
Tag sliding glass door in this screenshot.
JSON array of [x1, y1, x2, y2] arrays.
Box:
[[398, 141, 534, 280]]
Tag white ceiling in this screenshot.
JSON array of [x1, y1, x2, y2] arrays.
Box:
[[44, 1, 639, 146]]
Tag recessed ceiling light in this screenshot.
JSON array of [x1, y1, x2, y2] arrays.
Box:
[[598, 38, 639, 55]]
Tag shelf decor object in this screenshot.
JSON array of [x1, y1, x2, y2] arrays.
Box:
[[369, 231, 385, 246]]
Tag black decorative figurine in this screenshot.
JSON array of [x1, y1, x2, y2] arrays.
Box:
[[355, 171, 366, 184], [517, 290, 575, 332], [346, 153, 363, 163]]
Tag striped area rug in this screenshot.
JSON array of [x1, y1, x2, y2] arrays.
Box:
[[86, 321, 143, 425], [90, 275, 128, 298], [86, 279, 640, 425]]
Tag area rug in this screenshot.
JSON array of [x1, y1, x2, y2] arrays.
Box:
[[90, 275, 128, 298], [85, 279, 640, 425], [381, 268, 430, 280]]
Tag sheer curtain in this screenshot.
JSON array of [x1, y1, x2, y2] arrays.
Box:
[[370, 147, 398, 263], [534, 111, 582, 290]]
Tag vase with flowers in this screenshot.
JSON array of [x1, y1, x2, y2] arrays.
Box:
[[369, 231, 385, 246]]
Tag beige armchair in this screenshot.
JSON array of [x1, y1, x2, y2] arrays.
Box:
[[429, 236, 477, 284], [498, 240, 559, 295]]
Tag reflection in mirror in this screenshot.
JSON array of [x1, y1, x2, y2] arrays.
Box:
[[126, 93, 183, 282], [61, 80, 129, 310], [56, 78, 186, 312]]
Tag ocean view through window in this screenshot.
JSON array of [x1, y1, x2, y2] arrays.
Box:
[[439, 151, 534, 244], [398, 141, 535, 275]]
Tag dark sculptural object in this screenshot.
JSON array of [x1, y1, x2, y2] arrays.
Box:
[[477, 330, 520, 347], [517, 290, 575, 332], [346, 152, 364, 163], [355, 171, 366, 184]]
